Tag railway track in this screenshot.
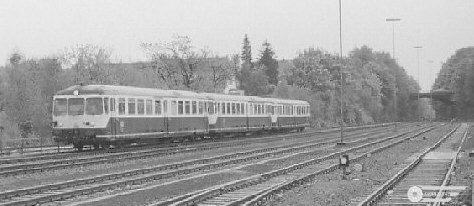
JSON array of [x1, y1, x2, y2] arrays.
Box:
[[0, 124, 408, 177], [352, 123, 469, 206], [0, 124, 418, 206], [151, 124, 445, 206], [0, 122, 399, 165]]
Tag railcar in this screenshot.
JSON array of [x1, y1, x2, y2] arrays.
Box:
[[52, 85, 310, 151]]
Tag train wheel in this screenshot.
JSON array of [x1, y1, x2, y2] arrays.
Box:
[[101, 143, 111, 150], [73, 143, 84, 152], [93, 143, 100, 150]]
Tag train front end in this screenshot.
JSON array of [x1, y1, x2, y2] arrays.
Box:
[[51, 86, 110, 150]]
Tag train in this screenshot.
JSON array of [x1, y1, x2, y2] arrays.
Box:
[[51, 85, 311, 151]]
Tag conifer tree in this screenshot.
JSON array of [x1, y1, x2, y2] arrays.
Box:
[[258, 40, 279, 85]]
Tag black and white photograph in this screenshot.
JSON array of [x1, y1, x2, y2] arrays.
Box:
[[0, 0, 472, 205]]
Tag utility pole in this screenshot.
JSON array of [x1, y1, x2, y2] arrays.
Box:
[[386, 18, 400, 130], [414, 46, 423, 122], [386, 18, 401, 59], [337, 0, 346, 145]]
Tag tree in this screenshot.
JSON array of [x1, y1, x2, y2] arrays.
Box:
[[60, 44, 113, 85], [258, 41, 279, 85], [242, 68, 270, 96], [142, 35, 209, 89], [434, 47, 474, 120], [2, 56, 63, 145], [241, 34, 252, 69]]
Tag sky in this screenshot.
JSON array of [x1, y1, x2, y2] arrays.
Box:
[[0, 0, 473, 90]]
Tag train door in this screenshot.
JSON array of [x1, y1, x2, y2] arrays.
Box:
[[109, 98, 117, 138], [163, 99, 169, 137], [208, 101, 218, 126], [270, 104, 278, 128], [245, 103, 249, 131]]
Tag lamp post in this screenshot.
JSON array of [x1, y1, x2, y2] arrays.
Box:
[[386, 18, 401, 60], [414, 46, 423, 122], [337, 0, 345, 145], [386, 18, 400, 129]]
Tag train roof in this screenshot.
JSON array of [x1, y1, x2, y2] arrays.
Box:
[[55, 85, 205, 99], [55, 85, 309, 105]]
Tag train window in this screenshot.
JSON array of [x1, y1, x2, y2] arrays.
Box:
[[68, 98, 84, 115], [225, 103, 230, 115], [104, 98, 109, 114], [185, 101, 191, 114], [178, 101, 184, 115], [236, 103, 240, 114], [231, 103, 235, 114], [53, 98, 67, 116], [221, 102, 225, 114], [163, 101, 167, 113], [86, 98, 103, 115], [155, 100, 161, 115], [208, 102, 214, 114], [110, 98, 115, 112], [192, 101, 197, 114], [128, 98, 136, 115], [137, 99, 145, 115], [146, 99, 153, 115], [199, 102, 204, 114], [118, 98, 125, 115], [240, 103, 244, 115], [170, 101, 177, 115]]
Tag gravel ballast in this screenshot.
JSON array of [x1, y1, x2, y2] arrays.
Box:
[[266, 125, 454, 206]]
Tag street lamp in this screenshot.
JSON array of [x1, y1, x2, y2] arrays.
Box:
[[414, 46, 423, 121], [386, 18, 401, 60]]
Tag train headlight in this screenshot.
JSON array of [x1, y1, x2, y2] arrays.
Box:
[[90, 122, 95, 127], [58, 123, 63, 127]]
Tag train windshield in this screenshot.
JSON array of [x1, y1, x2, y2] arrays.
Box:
[[86, 98, 103, 115], [53, 98, 67, 116], [68, 98, 84, 115]]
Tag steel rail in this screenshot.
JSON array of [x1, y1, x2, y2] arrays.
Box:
[[152, 124, 439, 206], [433, 127, 469, 206], [355, 124, 461, 206], [0, 124, 403, 177], [0, 122, 400, 165], [0, 124, 412, 206]]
